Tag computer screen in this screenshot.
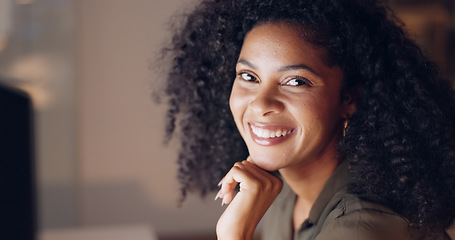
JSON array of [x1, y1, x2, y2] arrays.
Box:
[[0, 83, 36, 240]]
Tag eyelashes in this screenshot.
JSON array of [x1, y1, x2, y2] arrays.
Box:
[[238, 72, 257, 82], [236, 71, 313, 87], [285, 78, 313, 87]]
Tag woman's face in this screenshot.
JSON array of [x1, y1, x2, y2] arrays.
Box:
[[229, 23, 354, 172]]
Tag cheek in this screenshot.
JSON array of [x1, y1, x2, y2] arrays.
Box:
[[229, 84, 246, 119], [229, 89, 249, 140], [229, 89, 238, 118], [291, 97, 341, 128], [310, 101, 344, 134]]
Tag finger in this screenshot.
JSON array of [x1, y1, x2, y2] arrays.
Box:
[[219, 162, 257, 205], [234, 161, 266, 191], [235, 160, 282, 195], [215, 161, 250, 203], [237, 160, 279, 183], [216, 157, 254, 190]]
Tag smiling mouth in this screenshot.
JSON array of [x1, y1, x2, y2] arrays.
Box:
[[248, 123, 295, 146], [250, 125, 293, 139]]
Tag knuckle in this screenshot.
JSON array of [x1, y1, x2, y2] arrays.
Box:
[[233, 161, 243, 168], [272, 179, 284, 193]]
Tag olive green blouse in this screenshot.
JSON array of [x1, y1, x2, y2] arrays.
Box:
[[262, 160, 451, 240]]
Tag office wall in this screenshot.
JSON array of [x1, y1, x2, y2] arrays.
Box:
[[76, 0, 224, 237], [0, 0, 78, 229]]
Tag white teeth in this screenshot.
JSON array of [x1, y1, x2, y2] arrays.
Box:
[[275, 130, 282, 138], [257, 128, 264, 137], [269, 131, 275, 138], [251, 125, 292, 139]]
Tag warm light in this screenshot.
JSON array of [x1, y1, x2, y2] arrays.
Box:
[[8, 54, 56, 110], [16, 83, 51, 110]]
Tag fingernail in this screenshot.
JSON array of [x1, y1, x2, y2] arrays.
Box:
[[221, 197, 228, 206], [217, 178, 224, 187], [214, 189, 222, 201]]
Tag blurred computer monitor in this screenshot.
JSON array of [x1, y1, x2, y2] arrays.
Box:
[[0, 83, 36, 240]]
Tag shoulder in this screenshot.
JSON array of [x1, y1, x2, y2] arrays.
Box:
[[317, 194, 451, 240], [316, 193, 411, 240]]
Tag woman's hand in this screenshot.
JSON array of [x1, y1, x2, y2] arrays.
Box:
[[215, 157, 283, 240]]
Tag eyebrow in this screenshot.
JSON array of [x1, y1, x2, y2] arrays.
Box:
[[236, 59, 320, 77], [237, 59, 257, 69]]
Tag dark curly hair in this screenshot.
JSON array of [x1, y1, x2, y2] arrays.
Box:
[[160, 0, 455, 233]]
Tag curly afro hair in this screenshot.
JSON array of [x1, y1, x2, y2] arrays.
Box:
[[160, 0, 455, 233]]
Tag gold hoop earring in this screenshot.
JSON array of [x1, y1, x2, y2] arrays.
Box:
[[343, 119, 349, 137]]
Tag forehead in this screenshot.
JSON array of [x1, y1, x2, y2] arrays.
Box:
[[240, 22, 330, 68]]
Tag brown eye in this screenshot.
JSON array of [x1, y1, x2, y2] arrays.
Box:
[[285, 78, 312, 86], [238, 72, 257, 82]]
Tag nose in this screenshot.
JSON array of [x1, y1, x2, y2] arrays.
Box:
[[248, 85, 284, 116]]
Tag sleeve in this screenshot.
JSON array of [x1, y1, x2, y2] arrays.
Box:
[[315, 208, 412, 240]]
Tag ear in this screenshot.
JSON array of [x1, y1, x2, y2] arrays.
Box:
[[341, 86, 361, 119]]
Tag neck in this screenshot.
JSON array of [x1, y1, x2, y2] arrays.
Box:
[[280, 155, 339, 205], [279, 150, 340, 229]]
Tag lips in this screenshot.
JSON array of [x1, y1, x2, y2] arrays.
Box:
[[248, 122, 295, 146]]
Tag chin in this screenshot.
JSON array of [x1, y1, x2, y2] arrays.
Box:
[[248, 153, 283, 172]]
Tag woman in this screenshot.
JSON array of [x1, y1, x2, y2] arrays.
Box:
[[161, 0, 455, 239]]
